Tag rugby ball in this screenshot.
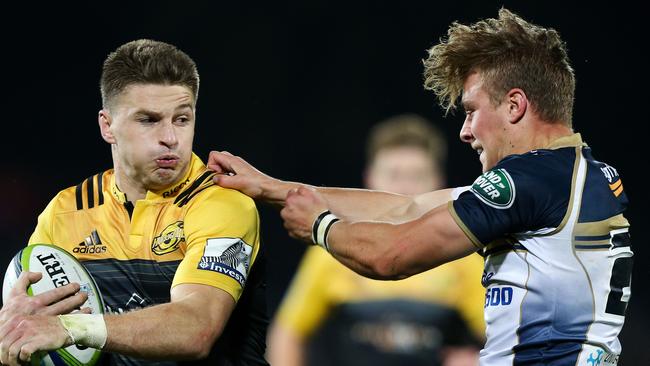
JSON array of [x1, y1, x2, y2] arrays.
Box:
[[2, 244, 104, 366]]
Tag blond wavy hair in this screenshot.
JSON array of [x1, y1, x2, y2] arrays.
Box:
[[423, 8, 575, 126]]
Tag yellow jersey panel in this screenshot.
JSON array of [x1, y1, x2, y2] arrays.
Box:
[[276, 246, 485, 340]]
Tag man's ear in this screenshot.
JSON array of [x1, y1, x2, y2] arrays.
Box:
[[506, 88, 528, 124], [98, 109, 116, 144]]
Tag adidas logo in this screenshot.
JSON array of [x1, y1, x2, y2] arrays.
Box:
[[73, 230, 107, 254]]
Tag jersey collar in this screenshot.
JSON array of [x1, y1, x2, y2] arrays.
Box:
[[109, 153, 207, 204], [545, 133, 587, 150]]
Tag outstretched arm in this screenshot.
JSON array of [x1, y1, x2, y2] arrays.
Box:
[[280, 187, 477, 280], [0, 283, 235, 365], [207, 151, 453, 222]]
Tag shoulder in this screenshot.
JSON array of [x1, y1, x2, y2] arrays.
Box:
[[174, 170, 256, 211], [45, 171, 110, 214], [469, 149, 575, 209], [184, 184, 257, 214]]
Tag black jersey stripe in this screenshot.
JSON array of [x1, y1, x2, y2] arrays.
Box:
[[86, 175, 95, 208], [75, 181, 84, 210], [177, 183, 216, 208], [97, 172, 104, 205], [174, 171, 214, 205]]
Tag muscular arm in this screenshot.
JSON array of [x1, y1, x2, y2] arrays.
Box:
[[208, 151, 453, 222], [325, 203, 478, 280], [305, 186, 452, 223], [103, 283, 235, 360]]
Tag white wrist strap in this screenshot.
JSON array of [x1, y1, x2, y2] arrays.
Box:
[[311, 210, 340, 251], [58, 314, 107, 349]]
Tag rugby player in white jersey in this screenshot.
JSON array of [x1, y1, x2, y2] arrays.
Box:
[[207, 8, 632, 365]]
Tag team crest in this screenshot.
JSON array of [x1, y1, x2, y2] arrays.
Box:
[[151, 221, 185, 255], [470, 169, 515, 209]]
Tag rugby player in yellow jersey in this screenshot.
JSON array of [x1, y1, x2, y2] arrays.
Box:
[[267, 115, 484, 366], [0, 39, 268, 365]]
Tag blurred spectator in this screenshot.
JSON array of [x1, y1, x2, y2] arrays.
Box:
[[267, 114, 485, 366]]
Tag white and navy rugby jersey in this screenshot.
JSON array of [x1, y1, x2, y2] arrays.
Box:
[[449, 134, 632, 365]]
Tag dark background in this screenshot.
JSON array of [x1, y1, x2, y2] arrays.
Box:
[[1, 1, 647, 363]]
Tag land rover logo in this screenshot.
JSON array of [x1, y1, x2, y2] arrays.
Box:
[[470, 169, 515, 209], [152, 221, 185, 255]]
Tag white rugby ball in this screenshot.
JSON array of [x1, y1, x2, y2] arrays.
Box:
[[2, 243, 104, 366]]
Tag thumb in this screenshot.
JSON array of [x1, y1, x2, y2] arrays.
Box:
[[213, 174, 240, 190]]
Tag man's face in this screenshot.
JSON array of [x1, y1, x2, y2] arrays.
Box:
[[103, 84, 195, 192], [459, 72, 510, 172], [365, 146, 443, 195]]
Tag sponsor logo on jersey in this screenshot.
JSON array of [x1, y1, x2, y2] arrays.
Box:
[[105, 292, 151, 314], [197, 238, 252, 287], [585, 348, 619, 366], [162, 178, 190, 198], [600, 163, 624, 197], [73, 230, 107, 254], [485, 286, 513, 308], [481, 271, 495, 287], [151, 221, 185, 255], [470, 169, 515, 209]]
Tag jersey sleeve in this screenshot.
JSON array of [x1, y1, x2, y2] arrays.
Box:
[[171, 187, 260, 302], [449, 152, 569, 248], [274, 247, 337, 338]]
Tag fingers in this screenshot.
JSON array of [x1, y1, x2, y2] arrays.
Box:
[[10, 272, 42, 297], [35, 282, 82, 314], [19, 342, 35, 364], [207, 151, 236, 174], [0, 317, 23, 366], [43, 291, 88, 316], [212, 174, 241, 190]]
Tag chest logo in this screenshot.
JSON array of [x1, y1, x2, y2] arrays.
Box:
[[152, 221, 185, 255], [74, 230, 107, 255], [470, 168, 515, 209]]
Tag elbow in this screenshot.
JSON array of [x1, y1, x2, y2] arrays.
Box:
[[366, 240, 412, 280], [367, 230, 439, 281], [186, 327, 223, 360], [370, 252, 409, 280]]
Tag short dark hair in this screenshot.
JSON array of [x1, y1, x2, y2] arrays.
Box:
[[423, 8, 575, 126], [100, 39, 200, 108], [366, 114, 447, 168]]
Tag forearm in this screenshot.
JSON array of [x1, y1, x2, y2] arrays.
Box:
[[264, 178, 452, 222], [319, 187, 454, 222], [324, 204, 475, 280], [102, 301, 223, 360], [325, 220, 409, 280]]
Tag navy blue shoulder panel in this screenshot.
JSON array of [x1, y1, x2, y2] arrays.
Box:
[[453, 147, 575, 245], [578, 147, 628, 223]]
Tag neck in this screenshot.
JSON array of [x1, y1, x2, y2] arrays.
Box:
[[114, 169, 147, 202], [510, 120, 574, 155], [112, 149, 146, 202]]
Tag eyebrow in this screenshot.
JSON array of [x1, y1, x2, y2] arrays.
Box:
[[175, 103, 194, 113], [132, 104, 194, 118]]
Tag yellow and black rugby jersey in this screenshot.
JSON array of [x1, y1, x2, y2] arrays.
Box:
[[30, 153, 259, 303], [29, 153, 268, 365], [276, 246, 486, 342]]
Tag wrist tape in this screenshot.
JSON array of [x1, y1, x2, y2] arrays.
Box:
[[311, 210, 340, 251], [58, 314, 107, 349]]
